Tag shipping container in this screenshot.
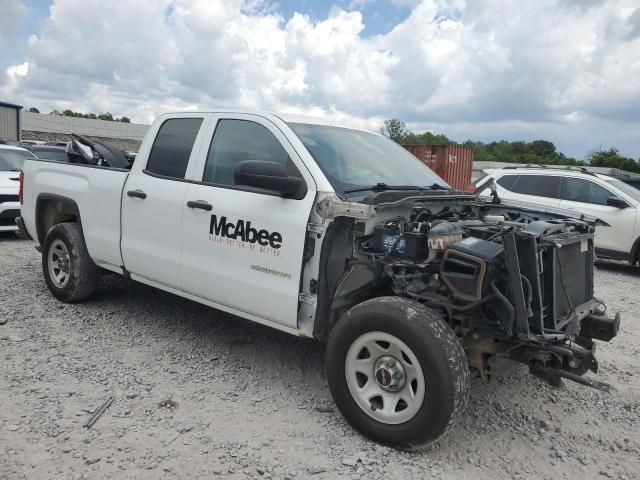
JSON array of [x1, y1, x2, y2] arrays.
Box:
[[403, 144, 474, 190]]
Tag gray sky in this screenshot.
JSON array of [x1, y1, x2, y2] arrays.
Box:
[[1, 0, 639, 160]]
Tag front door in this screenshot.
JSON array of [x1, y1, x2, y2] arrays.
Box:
[[180, 115, 316, 328], [121, 116, 206, 289], [559, 177, 637, 254]]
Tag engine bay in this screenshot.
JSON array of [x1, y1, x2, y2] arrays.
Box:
[[313, 194, 621, 390]]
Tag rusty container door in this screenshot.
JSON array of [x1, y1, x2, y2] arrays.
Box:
[[403, 144, 445, 178], [403, 144, 473, 190], [440, 145, 474, 190]]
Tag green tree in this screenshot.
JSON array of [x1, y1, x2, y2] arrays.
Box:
[[380, 119, 409, 142], [120, 116, 131, 123], [28, 107, 40, 113], [97, 112, 114, 121], [402, 131, 450, 145], [588, 147, 640, 173]]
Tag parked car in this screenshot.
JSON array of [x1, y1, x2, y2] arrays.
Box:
[[613, 174, 640, 191], [17, 140, 45, 148], [474, 166, 640, 265], [0, 145, 37, 232], [18, 111, 620, 448], [28, 145, 68, 162], [45, 141, 69, 147]]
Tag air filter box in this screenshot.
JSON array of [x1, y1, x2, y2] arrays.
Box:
[[441, 237, 504, 301]]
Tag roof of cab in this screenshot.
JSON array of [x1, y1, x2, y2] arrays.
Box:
[[161, 109, 375, 134]]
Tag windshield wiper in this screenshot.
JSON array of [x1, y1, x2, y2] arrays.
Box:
[[344, 182, 449, 194], [428, 183, 450, 190]]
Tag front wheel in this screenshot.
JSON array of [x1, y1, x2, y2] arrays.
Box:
[[42, 222, 99, 302], [326, 297, 470, 449]]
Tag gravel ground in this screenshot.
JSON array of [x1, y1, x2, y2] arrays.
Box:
[[1, 233, 639, 480]]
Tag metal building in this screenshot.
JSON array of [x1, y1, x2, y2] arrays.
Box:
[[0, 101, 22, 141]]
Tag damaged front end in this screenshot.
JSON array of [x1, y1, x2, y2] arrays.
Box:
[[314, 192, 620, 391]]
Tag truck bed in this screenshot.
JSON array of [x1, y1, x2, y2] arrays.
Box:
[[21, 160, 129, 271]]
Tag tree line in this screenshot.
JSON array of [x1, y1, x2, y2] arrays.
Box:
[[27, 107, 131, 123], [381, 119, 640, 174]]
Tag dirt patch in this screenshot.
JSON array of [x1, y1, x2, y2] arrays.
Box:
[[1, 234, 638, 479]]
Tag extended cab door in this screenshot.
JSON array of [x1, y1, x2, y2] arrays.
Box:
[[121, 115, 209, 288], [559, 176, 637, 254], [180, 114, 316, 328]]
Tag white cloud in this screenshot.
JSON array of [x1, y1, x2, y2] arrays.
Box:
[[1, 0, 639, 158], [0, 0, 26, 41]]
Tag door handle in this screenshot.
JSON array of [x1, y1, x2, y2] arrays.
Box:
[[127, 189, 147, 199], [187, 200, 212, 211]]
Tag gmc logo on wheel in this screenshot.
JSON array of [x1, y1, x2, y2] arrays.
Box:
[[209, 215, 282, 249]]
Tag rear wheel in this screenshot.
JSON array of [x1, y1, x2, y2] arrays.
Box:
[[42, 222, 99, 302], [326, 297, 470, 449]]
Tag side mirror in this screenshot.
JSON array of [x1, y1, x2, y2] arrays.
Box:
[[606, 196, 629, 209], [234, 161, 305, 198]]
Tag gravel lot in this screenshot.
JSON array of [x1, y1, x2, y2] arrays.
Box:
[[1, 233, 639, 480]]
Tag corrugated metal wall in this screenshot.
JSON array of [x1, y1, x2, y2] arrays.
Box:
[[0, 105, 20, 141], [21, 112, 148, 140], [403, 144, 474, 190]]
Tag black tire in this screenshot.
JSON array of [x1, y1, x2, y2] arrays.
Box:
[[326, 297, 470, 449], [42, 222, 99, 302]]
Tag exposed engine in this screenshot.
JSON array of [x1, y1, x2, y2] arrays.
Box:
[[322, 198, 621, 390]]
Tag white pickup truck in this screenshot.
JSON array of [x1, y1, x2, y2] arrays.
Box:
[[19, 110, 620, 448]]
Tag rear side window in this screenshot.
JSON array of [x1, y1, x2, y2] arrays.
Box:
[[496, 174, 517, 190], [496, 173, 563, 198], [146, 118, 203, 179], [563, 178, 612, 205], [510, 174, 562, 198]]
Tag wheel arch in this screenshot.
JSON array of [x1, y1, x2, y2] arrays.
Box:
[[312, 217, 383, 341], [631, 235, 640, 265], [35, 194, 83, 245]]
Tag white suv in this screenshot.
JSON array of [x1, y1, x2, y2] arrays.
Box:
[[475, 167, 640, 265], [0, 145, 37, 232]]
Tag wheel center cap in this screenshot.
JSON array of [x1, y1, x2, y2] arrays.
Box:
[[374, 356, 406, 392]]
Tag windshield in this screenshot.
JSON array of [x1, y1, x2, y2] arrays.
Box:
[[0, 149, 36, 171], [32, 148, 68, 162], [604, 178, 640, 202], [288, 123, 449, 195]]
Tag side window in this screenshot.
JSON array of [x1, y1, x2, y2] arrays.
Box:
[[146, 118, 203, 179], [590, 182, 612, 205], [203, 119, 297, 186], [563, 178, 613, 205], [512, 175, 562, 198], [563, 178, 593, 203], [496, 174, 518, 190]]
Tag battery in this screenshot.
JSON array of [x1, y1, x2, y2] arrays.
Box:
[[372, 226, 428, 261]]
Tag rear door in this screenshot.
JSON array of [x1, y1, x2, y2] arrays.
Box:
[[121, 115, 208, 289], [559, 177, 636, 254], [180, 114, 316, 328]]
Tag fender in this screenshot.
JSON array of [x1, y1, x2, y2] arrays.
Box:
[[35, 193, 83, 245]]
